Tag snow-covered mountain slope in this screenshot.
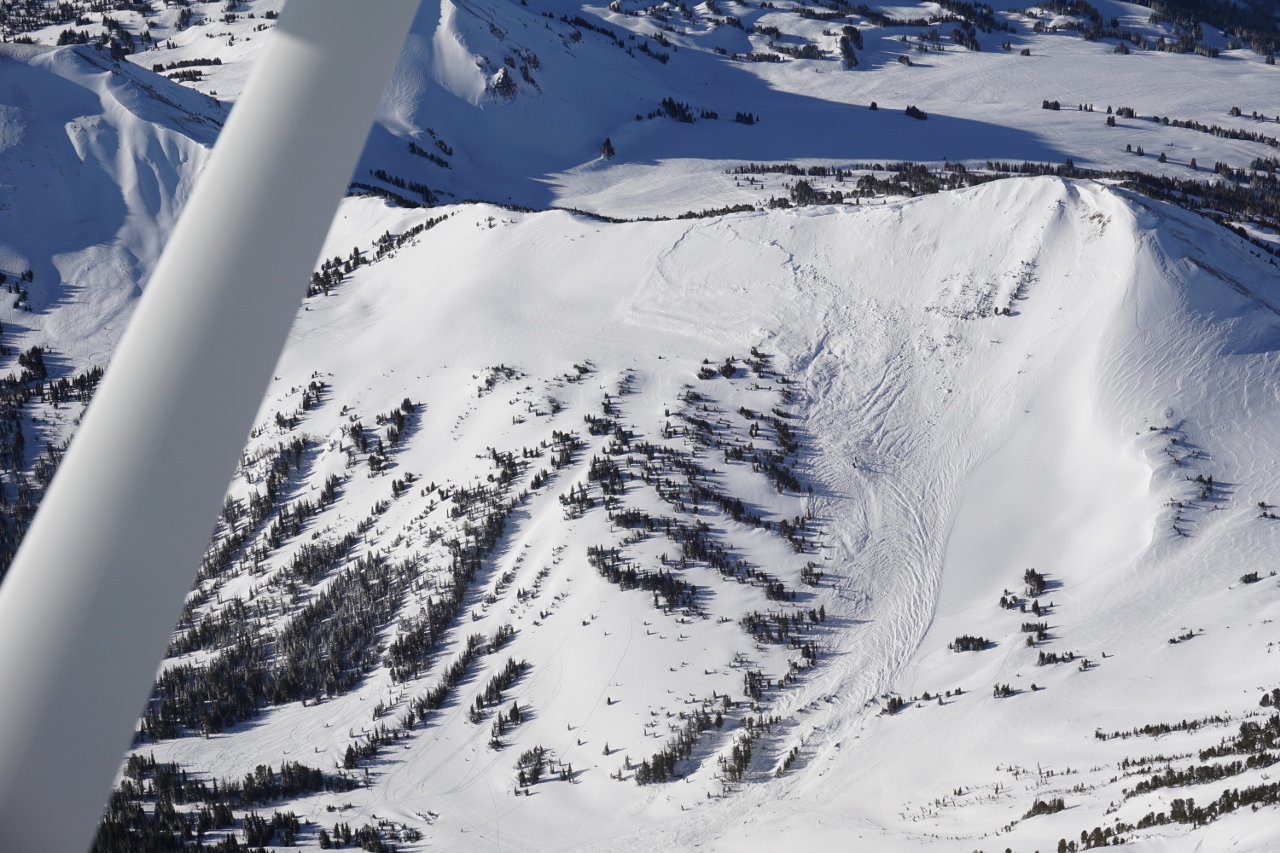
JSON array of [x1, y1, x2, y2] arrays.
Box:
[[103, 175, 1280, 853], [0, 41, 222, 361], [4, 3, 1280, 852], [11, 0, 1280, 220], [0, 41, 224, 568]]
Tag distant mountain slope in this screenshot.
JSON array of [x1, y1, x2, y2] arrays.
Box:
[[0, 42, 222, 573], [334, 0, 1280, 217], [0, 42, 221, 359], [11, 0, 1280, 220]]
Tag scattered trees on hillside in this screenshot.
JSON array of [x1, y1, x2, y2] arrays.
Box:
[[1056, 693, 1280, 847], [408, 140, 450, 169]]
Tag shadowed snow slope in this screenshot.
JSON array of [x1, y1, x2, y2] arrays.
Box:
[[39, 0, 1268, 217], [0, 43, 223, 364]]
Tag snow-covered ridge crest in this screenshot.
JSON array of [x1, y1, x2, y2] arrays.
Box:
[[429, 0, 489, 106], [0, 42, 222, 362]]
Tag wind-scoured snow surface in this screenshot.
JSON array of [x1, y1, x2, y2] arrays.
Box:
[[4, 1, 1280, 851]]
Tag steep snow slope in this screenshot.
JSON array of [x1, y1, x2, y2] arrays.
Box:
[[119, 176, 1280, 853], [22, 0, 1277, 217], [338, 0, 1280, 217], [0, 42, 223, 362], [0, 43, 223, 567]]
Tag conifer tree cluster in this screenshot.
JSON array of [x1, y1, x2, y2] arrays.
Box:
[[950, 634, 988, 652], [717, 715, 779, 782], [515, 745, 550, 787], [1024, 797, 1066, 818], [0, 351, 109, 585], [634, 709, 714, 784], [470, 656, 528, 723], [91, 757, 358, 853]]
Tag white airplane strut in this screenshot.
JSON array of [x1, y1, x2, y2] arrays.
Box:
[[0, 2, 420, 849]]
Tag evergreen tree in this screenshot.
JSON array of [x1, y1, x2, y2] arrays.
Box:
[[838, 35, 858, 69]]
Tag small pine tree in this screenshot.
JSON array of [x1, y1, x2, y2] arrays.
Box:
[[601, 138, 616, 159]]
